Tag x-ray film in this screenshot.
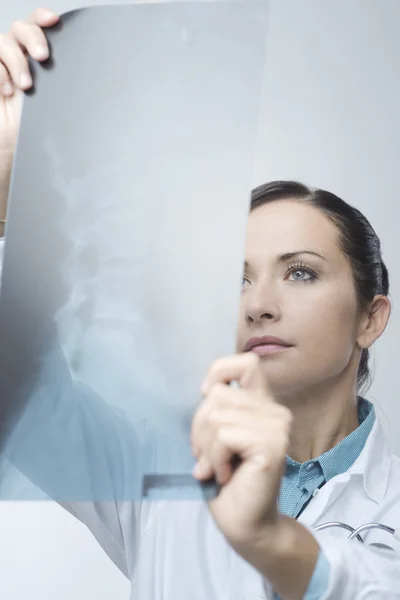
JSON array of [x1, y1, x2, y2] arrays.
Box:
[[0, 1, 268, 501]]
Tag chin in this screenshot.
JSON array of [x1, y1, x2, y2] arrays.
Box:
[[258, 360, 309, 398]]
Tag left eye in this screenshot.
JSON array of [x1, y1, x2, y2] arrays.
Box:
[[288, 268, 314, 282]]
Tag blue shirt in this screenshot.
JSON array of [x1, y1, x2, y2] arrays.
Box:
[[276, 398, 375, 599]]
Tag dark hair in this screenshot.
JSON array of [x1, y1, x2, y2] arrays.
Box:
[[250, 180, 389, 393]]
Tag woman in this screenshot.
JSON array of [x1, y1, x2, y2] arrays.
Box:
[[0, 9, 399, 600]]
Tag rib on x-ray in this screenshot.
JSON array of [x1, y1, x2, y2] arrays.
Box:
[[0, 1, 269, 501]]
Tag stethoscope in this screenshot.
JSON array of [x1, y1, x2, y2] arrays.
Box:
[[314, 522, 400, 550]]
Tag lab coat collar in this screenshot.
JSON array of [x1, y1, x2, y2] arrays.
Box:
[[346, 413, 392, 503], [298, 414, 392, 528]]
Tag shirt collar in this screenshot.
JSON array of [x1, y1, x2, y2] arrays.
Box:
[[318, 398, 375, 481], [285, 398, 375, 483]]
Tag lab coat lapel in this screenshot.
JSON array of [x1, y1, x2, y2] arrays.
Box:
[[297, 416, 392, 529], [297, 473, 352, 528]]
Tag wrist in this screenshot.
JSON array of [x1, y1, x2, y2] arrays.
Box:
[[236, 516, 320, 600], [232, 514, 293, 563]]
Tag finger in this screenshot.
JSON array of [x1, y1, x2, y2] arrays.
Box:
[[192, 405, 267, 466], [191, 402, 211, 458], [208, 407, 289, 435], [207, 413, 290, 466], [191, 399, 229, 460], [192, 455, 214, 481], [205, 384, 266, 410], [216, 426, 279, 470], [10, 21, 50, 62], [208, 439, 234, 485], [0, 61, 13, 96], [193, 451, 233, 485], [205, 388, 293, 430], [192, 387, 292, 453], [201, 353, 268, 394], [0, 35, 32, 90], [28, 8, 60, 28], [191, 392, 236, 456], [198, 425, 277, 486], [191, 389, 272, 457]]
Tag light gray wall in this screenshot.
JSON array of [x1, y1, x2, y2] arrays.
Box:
[[0, 500, 130, 599], [0, 1, 399, 598]]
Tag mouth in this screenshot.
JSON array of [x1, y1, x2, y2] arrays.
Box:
[[243, 335, 293, 357]]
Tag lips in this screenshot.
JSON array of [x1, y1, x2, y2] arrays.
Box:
[[243, 335, 293, 353]]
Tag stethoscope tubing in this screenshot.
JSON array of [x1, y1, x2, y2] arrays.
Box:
[[314, 521, 398, 544]]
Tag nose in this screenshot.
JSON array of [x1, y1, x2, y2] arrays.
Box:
[[244, 280, 282, 325]]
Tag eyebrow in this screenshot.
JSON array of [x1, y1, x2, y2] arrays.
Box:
[[244, 250, 327, 270], [278, 250, 327, 262]]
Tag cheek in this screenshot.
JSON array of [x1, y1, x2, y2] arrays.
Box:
[[288, 287, 359, 364]]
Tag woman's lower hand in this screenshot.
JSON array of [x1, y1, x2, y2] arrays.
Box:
[[191, 352, 293, 549]]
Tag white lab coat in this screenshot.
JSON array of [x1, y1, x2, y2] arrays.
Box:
[[62, 414, 400, 599]]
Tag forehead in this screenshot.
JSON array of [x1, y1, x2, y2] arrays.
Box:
[[246, 199, 340, 259]]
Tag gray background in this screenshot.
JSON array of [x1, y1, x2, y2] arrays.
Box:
[[0, 1, 399, 599]]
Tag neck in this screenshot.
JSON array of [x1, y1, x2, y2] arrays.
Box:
[[277, 375, 360, 463]]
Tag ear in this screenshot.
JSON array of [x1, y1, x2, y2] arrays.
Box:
[[357, 295, 391, 350]]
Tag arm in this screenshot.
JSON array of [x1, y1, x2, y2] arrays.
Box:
[[313, 527, 400, 599], [2, 344, 148, 501], [0, 315, 149, 579], [259, 517, 400, 599], [238, 517, 320, 600], [0, 330, 148, 578], [303, 551, 330, 600], [235, 515, 400, 600]]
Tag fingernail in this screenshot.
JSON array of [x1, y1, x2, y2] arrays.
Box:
[[35, 44, 49, 60], [20, 73, 32, 89], [38, 8, 55, 19], [2, 82, 13, 96]]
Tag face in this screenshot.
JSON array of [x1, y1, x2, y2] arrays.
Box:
[[237, 200, 363, 399]]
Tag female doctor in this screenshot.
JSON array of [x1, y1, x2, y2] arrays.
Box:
[[0, 9, 400, 600]]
